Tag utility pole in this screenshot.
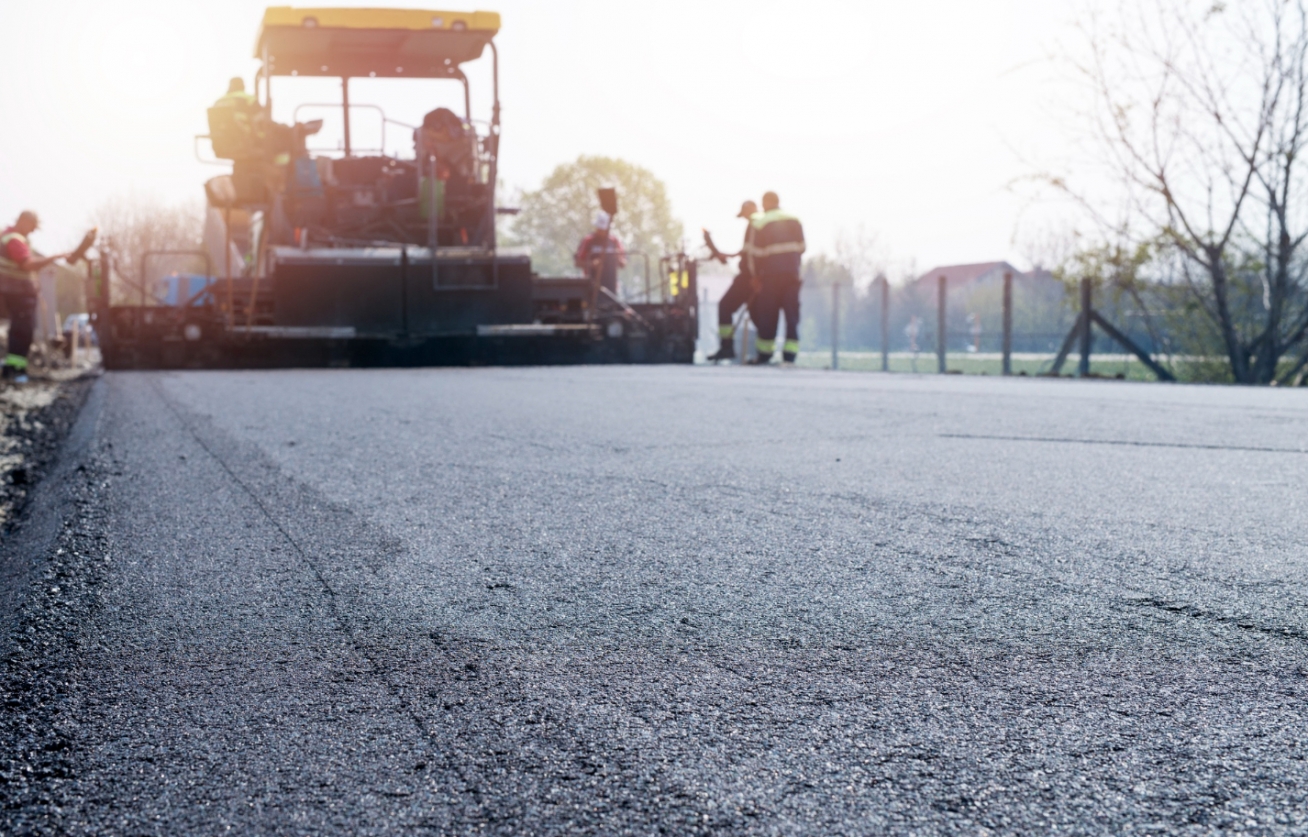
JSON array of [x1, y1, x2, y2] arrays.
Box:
[[937, 273, 947, 373], [1002, 271, 1013, 376]]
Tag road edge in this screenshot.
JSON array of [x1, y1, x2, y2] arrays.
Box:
[[0, 376, 112, 835], [0, 377, 104, 658]]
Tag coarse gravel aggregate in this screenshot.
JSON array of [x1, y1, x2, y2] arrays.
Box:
[[3, 366, 1308, 835]]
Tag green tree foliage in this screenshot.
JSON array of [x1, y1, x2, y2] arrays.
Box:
[[507, 156, 684, 291], [1058, 240, 1239, 382]]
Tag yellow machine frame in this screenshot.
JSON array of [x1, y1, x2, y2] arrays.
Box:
[[256, 7, 501, 78]]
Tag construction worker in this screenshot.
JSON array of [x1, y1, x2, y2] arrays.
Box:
[[746, 191, 806, 364], [208, 78, 262, 158], [575, 211, 627, 296], [0, 211, 70, 383], [705, 199, 759, 362], [218, 76, 257, 108]]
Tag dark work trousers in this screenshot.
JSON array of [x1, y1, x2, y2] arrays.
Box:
[[717, 272, 755, 330], [585, 252, 619, 295], [1, 289, 36, 360], [752, 273, 801, 359], [599, 252, 618, 295]]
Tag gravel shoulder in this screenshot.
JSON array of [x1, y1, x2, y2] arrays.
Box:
[[0, 374, 97, 638], [0, 374, 96, 531], [0, 374, 102, 835]]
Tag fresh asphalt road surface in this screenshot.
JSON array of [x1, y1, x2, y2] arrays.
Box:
[[7, 366, 1308, 834]]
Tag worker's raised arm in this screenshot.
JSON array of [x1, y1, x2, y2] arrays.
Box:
[[702, 229, 736, 263], [20, 252, 70, 273]]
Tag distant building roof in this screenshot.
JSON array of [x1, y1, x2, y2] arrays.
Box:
[[911, 261, 1062, 291], [915, 261, 1022, 288]]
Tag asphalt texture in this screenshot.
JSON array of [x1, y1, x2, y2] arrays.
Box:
[[4, 366, 1308, 835]]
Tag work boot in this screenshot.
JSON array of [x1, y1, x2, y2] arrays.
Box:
[[782, 351, 798, 364], [2, 355, 28, 385], [746, 353, 774, 366], [706, 342, 735, 362]]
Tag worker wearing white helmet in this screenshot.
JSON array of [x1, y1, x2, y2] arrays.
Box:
[[574, 211, 627, 295]]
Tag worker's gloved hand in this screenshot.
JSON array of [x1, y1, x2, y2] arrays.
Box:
[[702, 228, 727, 264]]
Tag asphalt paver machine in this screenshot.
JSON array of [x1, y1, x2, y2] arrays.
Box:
[[97, 7, 698, 369]]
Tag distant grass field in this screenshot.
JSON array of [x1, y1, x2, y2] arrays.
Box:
[[700, 345, 1297, 384], [789, 351, 1168, 381]]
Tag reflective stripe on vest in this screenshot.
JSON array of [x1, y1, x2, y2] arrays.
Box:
[[748, 208, 802, 232], [217, 91, 258, 108], [0, 231, 32, 282], [746, 208, 805, 278], [751, 241, 806, 258]]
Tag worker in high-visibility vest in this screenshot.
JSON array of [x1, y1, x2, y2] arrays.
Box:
[[745, 192, 805, 364], [0, 211, 71, 383], [208, 77, 262, 157], [208, 76, 299, 164], [217, 76, 257, 109], [705, 199, 759, 362]]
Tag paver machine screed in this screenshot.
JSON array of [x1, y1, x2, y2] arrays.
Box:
[[97, 7, 698, 369]]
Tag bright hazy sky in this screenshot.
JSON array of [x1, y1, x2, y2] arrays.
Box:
[[0, 0, 1080, 275]]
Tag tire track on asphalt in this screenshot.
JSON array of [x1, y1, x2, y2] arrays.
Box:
[[144, 376, 484, 811], [940, 432, 1308, 454]]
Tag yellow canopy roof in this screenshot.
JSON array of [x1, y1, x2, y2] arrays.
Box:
[[256, 7, 501, 78]]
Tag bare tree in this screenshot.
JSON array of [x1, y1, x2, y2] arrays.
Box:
[[832, 225, 887, 292], [1071, 0, 1308, 383], [94, 195, 205, 305]]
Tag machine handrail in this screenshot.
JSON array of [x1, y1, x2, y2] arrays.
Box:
[[293, 102, 391, 155], [623, 251, 654, 303], [552, 251, 655, 303], [193, 135, 231, 167], [141, 250, 215, 308]]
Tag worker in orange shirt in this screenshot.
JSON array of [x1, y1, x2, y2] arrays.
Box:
[[575, 211, 627, 297]]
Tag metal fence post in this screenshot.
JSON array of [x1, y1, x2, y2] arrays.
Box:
[[701, 286, 709, 356], [831, 282, 840, 370], [1002, 271, 1013, 376], [98, 246, 112, 358], [937, 274, 947, 373], [1078, 276, 1092, 378], [879, 274, 889, 372]]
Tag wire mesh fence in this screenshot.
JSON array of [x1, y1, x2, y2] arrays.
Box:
[[699, 268, 1200, 381]]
